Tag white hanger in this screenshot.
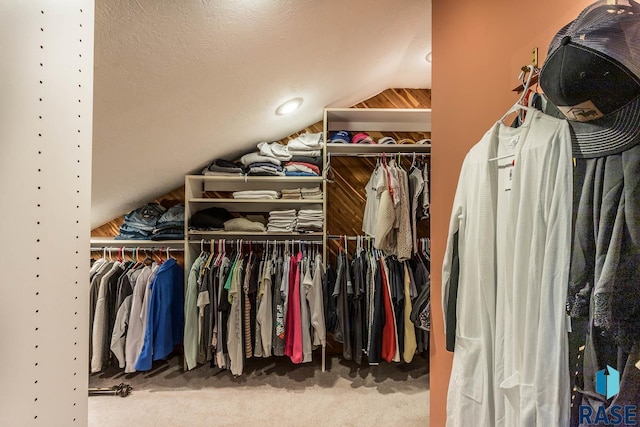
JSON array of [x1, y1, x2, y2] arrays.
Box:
[[498, 64, 537, 125], [490, 65, 538, 162]]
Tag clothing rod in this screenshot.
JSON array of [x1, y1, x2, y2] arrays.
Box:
[[326, 235, 374, 241], [90, 247, 185, 251], [190, 239, 323, 245], [328, 152, 429, 158]]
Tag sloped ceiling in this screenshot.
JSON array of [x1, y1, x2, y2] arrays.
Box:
[[92, 0, 432, 228]]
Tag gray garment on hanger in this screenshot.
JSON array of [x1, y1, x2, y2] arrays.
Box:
[[272, 256, 285, 356], [408, 166, 425, 254], [568, 144, 640, 421]]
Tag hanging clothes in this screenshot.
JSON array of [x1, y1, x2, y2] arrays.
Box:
[[332, 244, 353, 360], [226, 257, 244, 376], [364, 158, 427, 258], [306, 252, 326, 350], [442, 109, 572, 426], [135, 258, 184, 372], [184, 254, 205, 370], [254, 252, 273, 358], [284, 252, 304, 364], [124, 263, 156, 373], [324, 240, 428, 367]]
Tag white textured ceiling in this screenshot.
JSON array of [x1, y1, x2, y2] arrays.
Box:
[[92, 0, 432, 228]]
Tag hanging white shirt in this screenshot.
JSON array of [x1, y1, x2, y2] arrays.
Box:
[[442, 109, 572, 427]]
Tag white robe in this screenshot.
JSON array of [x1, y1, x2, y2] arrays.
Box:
[[442, 109, 572, 427]]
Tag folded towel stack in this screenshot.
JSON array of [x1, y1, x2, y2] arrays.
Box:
[[301, 187, 323, 200], [295, 209, 323, 232], [267, 209, 297, 232], [232, 190, 281, 199], [281, 188, 302, 200]]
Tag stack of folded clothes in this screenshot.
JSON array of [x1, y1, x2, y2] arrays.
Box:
[[116, 202, 167, 240], [232, 190, 281, 199], [267, 209, 297, 232], [240, 152, 284, 176], [202, 159, 246, 176], [283, 161, 320, 176], [281, 188, 302, 200], [257, 141, 291, 162], [295, 209, 323, 232], [286, 132, 322, 157], [151, 204, 185, 240], [223, 217, 266, 232], [300, 187, 323, 200], [189, 207, 233, 231]]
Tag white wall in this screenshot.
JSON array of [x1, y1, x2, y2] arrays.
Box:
[[0, 1, 94, 425]]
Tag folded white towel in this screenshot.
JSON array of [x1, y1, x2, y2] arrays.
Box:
[[267, 226, 295, 232], [267, 217, 296, 222], [233, 194, 278, 200], [298, 209, 323, 215], [269, 209, 297, 216], [232, 190, 281, 199]]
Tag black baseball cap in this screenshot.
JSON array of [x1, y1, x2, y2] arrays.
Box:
[[540, 0, 640, 158]]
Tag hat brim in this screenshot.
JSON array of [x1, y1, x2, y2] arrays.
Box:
[[544, 94, 640, 158]]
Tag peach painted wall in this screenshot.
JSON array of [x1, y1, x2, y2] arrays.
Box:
[[430, 1, 593, 426]]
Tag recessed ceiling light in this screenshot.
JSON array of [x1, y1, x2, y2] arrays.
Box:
[[276, 97, 303, 115], [425, 52, 432, 63]]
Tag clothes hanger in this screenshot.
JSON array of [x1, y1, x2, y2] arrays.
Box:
[[409, 152, 417, 171], [344, 235, 348, 257], [323, 153, 335, 184], [490, 65, 538, 163], [498, 64, 537, 126]]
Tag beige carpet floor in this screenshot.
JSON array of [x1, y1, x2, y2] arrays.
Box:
[[89, 352, 429, 427]]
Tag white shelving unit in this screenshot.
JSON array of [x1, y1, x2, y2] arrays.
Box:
[[322, 107, 432, 262], [179, 108, 431, 372], [184, 174, 326, 270]]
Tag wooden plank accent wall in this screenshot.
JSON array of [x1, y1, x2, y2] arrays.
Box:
[[92, 88, 432, 238]]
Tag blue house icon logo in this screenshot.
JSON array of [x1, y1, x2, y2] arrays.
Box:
[[580, 365, 636, 425], [596, 365, 620, 399]]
